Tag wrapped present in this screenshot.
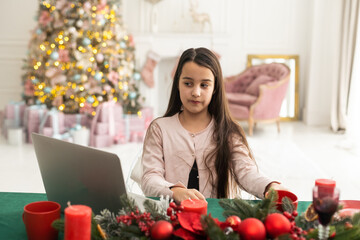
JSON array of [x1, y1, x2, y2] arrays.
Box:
[[90, 101, 123, 147], [98, 101, 123, 122], [72, 127, 90, 146], [39, 108, 65, 139], [64, 113, 91, 129], [93, 135, 113, 148], [140, 106, 154, 128], [95, 122, 109, 135], [130, 131, 145, 143], [41, 126, 73, 142], [95, 120, 125, 136], [23, 105, 47, 143], [5, 101, 26, 127], [7, 127, 24, 146]]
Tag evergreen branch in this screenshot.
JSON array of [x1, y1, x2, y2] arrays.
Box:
[[51, 219, 64, 232], [143, 199, 168, 221], [352, 212, 360, 225], [201, 215, 239, 240], [119, 194, 138, 213], [255, 198, 277, 220], [282, 196, 295, 213]]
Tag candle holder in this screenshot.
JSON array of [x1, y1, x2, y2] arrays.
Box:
[[312, 185, 339, 240]]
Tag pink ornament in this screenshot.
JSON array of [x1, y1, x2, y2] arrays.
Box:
[[83, 2, 91, 12], [59, 49, 70, 62], [107, 71, 119, 85], [39, 11, 53, 27]]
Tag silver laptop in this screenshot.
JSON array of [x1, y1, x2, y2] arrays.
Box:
[[32, 133, 142, 214]]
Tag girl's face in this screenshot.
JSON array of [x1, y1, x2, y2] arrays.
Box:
[[178, 61, 215, 116]]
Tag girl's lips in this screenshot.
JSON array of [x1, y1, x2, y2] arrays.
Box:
[[190, 100, 200, 104]]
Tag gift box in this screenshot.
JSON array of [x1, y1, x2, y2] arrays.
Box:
[[95, 120, 125, 136], [5, 101, 26, 127], [64, 113, 91, 129], [23, 105, 47, 143], [129, 131, 145, 143], [7, 127, 25, 146], [97, 101, 123, 123], [39, 108, 65, 139], [92, 135, 113, 148], [72, 127, 90, 146]]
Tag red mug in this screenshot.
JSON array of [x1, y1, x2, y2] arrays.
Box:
[[23, 201, 61, 240], [276, 190, 298, 212]]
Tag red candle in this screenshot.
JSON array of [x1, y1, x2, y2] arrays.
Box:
[[64, 205, 92, 240], [181, 199, 208, 215], [315, 179, 336, 188], [315, 179, 336, 195]]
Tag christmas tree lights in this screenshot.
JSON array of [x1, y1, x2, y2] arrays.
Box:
[[23, 0, 144, 115]]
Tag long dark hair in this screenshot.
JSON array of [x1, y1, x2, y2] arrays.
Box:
[[164, 47, 254, 198]]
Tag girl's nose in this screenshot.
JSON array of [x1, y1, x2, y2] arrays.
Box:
[[192, 87, 201, 97]]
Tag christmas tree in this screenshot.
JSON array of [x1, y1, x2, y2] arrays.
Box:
[[22, 0, 144, 115]]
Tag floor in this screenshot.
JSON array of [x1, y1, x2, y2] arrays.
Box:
[[0, 121, 359, 201]]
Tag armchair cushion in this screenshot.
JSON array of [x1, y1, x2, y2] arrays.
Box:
[[226, 92, 257, 107], [245, 75, 275, 96]]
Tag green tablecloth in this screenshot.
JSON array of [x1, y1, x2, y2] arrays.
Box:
[[0, 192, 311, 240]]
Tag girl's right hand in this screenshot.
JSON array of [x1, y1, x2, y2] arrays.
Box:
[[170, 187, 206, 204]]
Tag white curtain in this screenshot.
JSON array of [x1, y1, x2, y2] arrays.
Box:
[[331, 0, 360, 132], [345, 5, 360, 154]]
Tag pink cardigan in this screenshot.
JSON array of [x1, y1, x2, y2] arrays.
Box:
[[141, 113, 273, 199]]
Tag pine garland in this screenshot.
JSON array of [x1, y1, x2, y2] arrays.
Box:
[[51, 192, 360, 240]]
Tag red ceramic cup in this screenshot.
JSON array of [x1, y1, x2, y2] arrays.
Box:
[[23, 201, 61, 240], [276, 190, 298, 212]]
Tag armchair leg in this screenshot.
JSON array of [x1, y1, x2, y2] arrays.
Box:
[[248, 118, 254, 136], [276, 119, 280, 133]]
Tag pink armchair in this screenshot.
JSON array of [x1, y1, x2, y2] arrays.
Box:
[[224, 63, 290, 135]]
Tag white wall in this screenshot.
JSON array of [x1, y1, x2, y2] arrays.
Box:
[[0, 0, 340, 126], [0, 1, 37, 108]]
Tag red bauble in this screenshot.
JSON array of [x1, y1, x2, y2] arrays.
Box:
[[238, 218, 266, 240], [151, 220, 173, 240], [264, 213, 291, 238], [225, 215, 242, 231]]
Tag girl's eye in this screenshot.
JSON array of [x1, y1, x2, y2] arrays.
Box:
[[201, 83, 209, 88], [184, 82, 192, 86]]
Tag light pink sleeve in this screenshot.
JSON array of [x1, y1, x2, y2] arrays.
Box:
[[141, 122, 186, 197], [232, 138, 274, 199]]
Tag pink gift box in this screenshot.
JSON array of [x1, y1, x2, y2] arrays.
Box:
[[130, 131, 145, 143], [64, 113, 91, 128], [42, 127, 53, 137], [98, 102, 123, 122], [93, 135, 113, 148], [95, 122, 108, 135], [5, 102, 26, 127]]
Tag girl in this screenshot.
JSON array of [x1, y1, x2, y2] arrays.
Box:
[[141, 47, 285, 203]]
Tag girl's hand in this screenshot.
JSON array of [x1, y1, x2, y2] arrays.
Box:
[[170, 187, 206, 204], [264, 182, 289, 197]]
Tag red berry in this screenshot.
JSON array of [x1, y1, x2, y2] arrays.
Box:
[[283, 211, 292, 219], [292, 210, 298, 217], [166, 207, 173, 216], [169, 202, 177, 209]]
